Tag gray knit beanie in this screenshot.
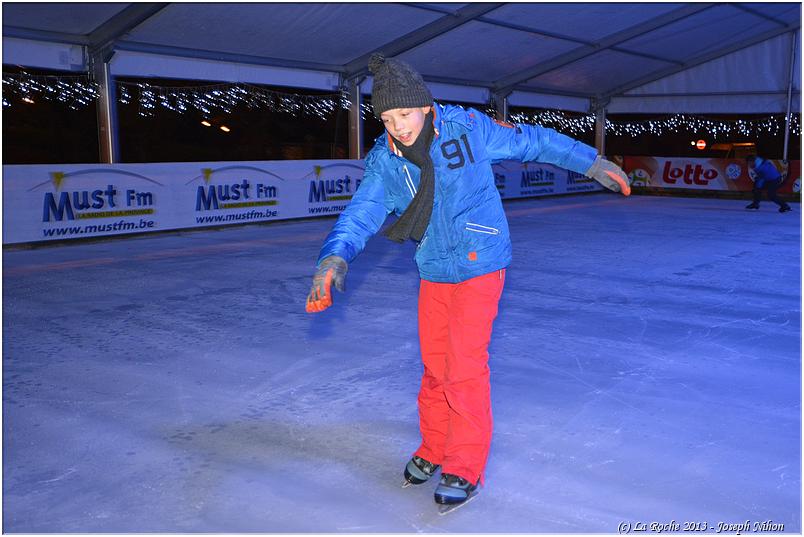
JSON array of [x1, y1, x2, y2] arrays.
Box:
[[368, 53, 433, 118]]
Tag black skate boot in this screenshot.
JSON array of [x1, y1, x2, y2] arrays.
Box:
[[402, 456, 440, 488], [434, 473, 479, 514], [780, 205, 792, 213], [746, 202, 760, 210]]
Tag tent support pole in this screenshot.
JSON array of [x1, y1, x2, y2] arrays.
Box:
[[782, 30, 798, 162], [594, 104, 607, 156], [348, 78, 363, 160], [91, 48, 120, 163], [493, 92, 509, 122]]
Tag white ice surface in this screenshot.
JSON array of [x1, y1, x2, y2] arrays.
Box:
[[3, 194, 801, 532]]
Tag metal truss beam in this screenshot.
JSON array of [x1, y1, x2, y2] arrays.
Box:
[[602, 24, 800, 100], [492, 3, 715, 96], [343, 3, 504, 79]]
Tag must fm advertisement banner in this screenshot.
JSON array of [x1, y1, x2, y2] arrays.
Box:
[[3, 159, 591, 245], [622, 156, 801, 194], [2, 160, 365, 245], [492, 160, 603, 199]]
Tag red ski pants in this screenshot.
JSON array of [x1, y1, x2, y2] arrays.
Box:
[[414, 269, 506, 486]]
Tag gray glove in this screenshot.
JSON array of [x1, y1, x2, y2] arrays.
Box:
[[305, 255, 348, 313], [585, 156, 631, 196]]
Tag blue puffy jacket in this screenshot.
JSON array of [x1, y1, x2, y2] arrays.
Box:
[[317, 102, 598, 283], [752, 157, 782, 188]]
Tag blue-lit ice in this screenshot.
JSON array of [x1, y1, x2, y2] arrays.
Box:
[[3, 194, 800, 532]]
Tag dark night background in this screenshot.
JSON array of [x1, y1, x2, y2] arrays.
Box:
[[3, 67, 800, 165]]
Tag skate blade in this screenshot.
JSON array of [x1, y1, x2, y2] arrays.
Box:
[[402, 479, 413, 488], [437, 490, 479, 515]]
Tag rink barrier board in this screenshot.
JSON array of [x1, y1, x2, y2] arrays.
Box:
[[620, 156, 801, 195], [2, 159, 601, 245]]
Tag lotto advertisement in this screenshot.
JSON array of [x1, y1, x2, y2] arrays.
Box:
[[623, 156, 801, 195], [3, 159, 594, 245]]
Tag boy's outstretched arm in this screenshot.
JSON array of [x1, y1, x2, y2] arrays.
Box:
[[473, 110, 630, 196], [305, 154, 393, 313]]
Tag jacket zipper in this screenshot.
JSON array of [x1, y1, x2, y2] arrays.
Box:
[[434, 170, 458, 280]]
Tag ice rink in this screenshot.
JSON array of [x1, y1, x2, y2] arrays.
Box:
[[3, 193, 801, 533]]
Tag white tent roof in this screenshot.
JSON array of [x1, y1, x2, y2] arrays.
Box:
[[2, 2, 801, 113]]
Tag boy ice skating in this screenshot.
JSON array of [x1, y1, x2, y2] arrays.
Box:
[[305, 54, 630, 512], [745, 155, 792, 213]]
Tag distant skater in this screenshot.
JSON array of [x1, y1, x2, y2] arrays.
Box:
[[304, 53, 630, 513], [745, 155, 792, 213]]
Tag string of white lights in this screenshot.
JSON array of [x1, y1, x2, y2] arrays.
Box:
[[605, 113, 801, 137], [509, 110, 596, 135], [2, 72, 98, 109], [3, 73, 801, 136], [508, 109, 801, 137], [116, 81, 365, 120]]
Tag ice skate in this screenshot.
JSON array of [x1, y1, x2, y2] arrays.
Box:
[[402, 456, 440, 488], [780, 205, 792, 213], [434, 473, 479, 514], [746, 202, 760, 210]]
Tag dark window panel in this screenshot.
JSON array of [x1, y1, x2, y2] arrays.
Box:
[[2, 65, 99, 164]]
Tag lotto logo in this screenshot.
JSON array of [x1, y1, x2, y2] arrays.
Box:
[[662, 162, 718, 185]]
